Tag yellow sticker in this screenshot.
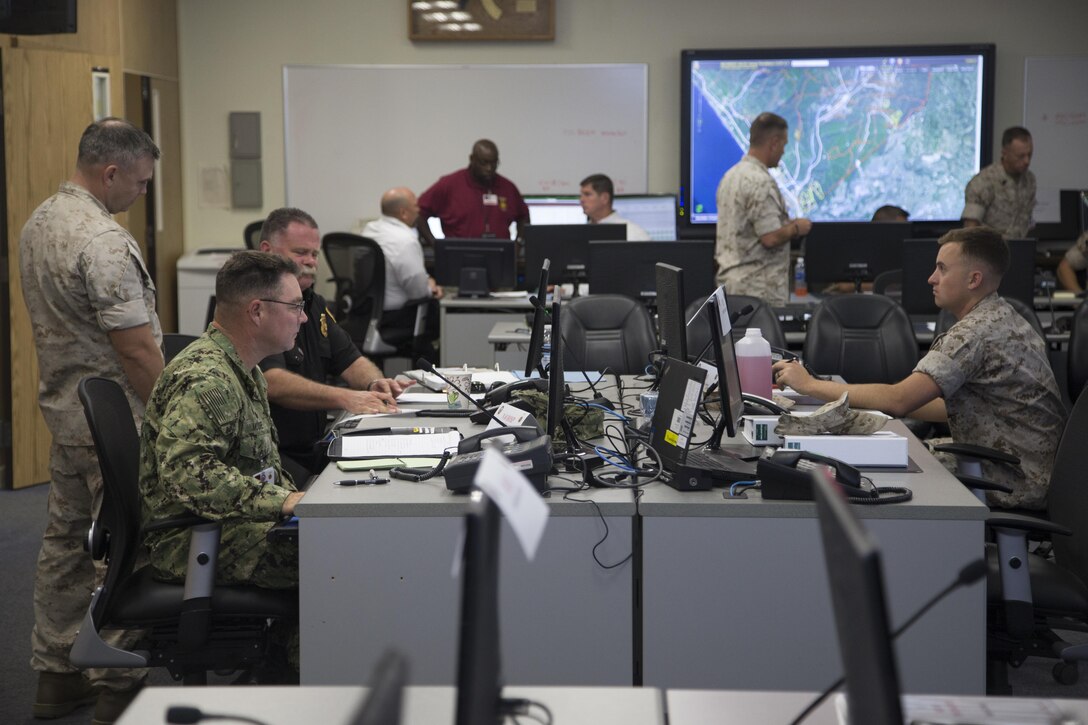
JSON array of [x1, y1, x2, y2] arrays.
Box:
[[664, 430, 679, 446]]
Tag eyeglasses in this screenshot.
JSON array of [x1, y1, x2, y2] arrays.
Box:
[[260, 298, 306, 315]]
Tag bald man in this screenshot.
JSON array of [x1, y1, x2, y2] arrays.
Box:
[[417, 139, 529, 239], [362, 188, 442, 359]]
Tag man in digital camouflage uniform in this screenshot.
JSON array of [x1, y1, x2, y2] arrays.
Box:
[[20, 117, 163, 723], [961, 126, 1036, 239], [774, 226, 1065, 510], [714, 111, 813, 307], [140, 252, 305, 596]]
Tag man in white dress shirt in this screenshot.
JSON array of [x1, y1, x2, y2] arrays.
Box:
[[362, 187, 442, 360], [579, 173, 651, 241]]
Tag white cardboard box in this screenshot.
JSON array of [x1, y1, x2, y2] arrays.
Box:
[[782, 430, 909, 467]]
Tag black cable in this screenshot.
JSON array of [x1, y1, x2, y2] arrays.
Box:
[[562, 492, 633, 570], [166, 706, 269, 725]]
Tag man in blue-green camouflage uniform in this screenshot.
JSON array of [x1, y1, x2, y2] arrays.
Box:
[[140, 251, 305, 593]]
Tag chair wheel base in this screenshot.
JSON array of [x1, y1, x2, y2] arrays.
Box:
[[1053, 661, 1079, 686]]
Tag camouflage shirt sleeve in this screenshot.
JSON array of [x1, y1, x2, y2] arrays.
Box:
[[746, 175, 787, 238], [80, 231, 155, 332], [914, 323, 985, 399], [961, 172, 992, 223], [151, 374, 295, 522]]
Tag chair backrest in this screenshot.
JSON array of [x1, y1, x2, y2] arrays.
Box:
[[934, 296, 1045, 340], [1067, 298, 1088, 403], [243, 220, 263, 250], [872, 269, 903, 298], [1047, 383, 1088, 581], [804, 295, 918, 384], [684, 294, 787, 356], [559, 294, 657, 375], [162, 333, 199, 364], [321, 232, 387, 344], [77, 377, 144, 625]]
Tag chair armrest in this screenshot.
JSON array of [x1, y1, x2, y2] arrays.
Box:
[[932, 442, 1019, 465], [986, 511, 1072, 537], [956, 474, 1013, 494], [143, 514, 212, 533], [404, 295, 433, 308]]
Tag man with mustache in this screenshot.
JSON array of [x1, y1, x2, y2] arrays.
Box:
[[256, 208, 403, 483]]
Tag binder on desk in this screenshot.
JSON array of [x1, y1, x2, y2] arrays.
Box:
[[327, 431, 461, 460]]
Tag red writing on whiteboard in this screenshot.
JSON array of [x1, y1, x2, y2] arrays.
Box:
[[537, 179, 572, 192], [562, 128, 598, 137], [1042, 112, 1088, 126], [601, 130, 628, 137]]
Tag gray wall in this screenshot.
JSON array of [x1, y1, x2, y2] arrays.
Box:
[[178, 0, 1088, 251]]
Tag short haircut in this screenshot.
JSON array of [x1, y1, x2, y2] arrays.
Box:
[[472, 139, 498, 157], [579, 173, 614, 199], [260, 207, 318, 246], [380, 190, 410, 217], [750, 112, 788, 147], [215, 251, 299, 309], [871, 205, 910, 222], [1001, 126, 1032, 147], [938, 226, 1010, 278], [77, 117, 160, 169]]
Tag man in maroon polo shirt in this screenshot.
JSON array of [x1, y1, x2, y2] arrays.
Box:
[[418, 139, 529, 240]]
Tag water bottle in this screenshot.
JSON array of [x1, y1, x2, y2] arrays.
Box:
[[794, 256, 808, 297], [735, 328, 772, 399]]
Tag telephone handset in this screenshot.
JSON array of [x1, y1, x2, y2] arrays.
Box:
[[757, 449, 872, 500], [457, 426, 540, 455]]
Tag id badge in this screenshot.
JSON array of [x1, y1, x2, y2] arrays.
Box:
[[482, 193, 499, 206], [254, 466, 277, 485]]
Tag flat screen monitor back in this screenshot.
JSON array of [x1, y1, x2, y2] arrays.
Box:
[[902, 238, 1036, 314], [804, 222, 911, 290], [812, 468, 904, 725], [705, 290, 744, 441], [525, 260, 550, 377], [523, 224, 626, 290], [588, 240, 714, 307], [655, 263, 688, 362], [434, 238, 517, 296], [547, 294, 566, 447]]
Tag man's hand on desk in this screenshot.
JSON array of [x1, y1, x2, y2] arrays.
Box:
[[281, 491, 305, 516], [367, 377, 406, 397], [341, 388, 399, 413]]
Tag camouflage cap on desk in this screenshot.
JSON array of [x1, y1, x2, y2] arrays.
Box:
[[513, 390, 605, 442], [774, 392, 888, 436]]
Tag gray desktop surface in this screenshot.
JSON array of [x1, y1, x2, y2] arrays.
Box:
[[638, 420, 988, 694], [296, 402, 637, 687], [117, 685, 666, 725]]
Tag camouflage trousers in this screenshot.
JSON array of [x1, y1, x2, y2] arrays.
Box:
[[31, 442, 146, 690]]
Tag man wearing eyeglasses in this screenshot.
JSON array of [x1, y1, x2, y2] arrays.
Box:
[[256, 208, 404, 483], [140, 251, 305, 639]]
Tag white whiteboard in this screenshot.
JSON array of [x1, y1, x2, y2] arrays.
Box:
[[1023, 56, 1088, 223], [283, 64, 648, 236]]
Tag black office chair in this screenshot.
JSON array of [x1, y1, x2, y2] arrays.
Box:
[[1066, 298, 1088, 403], [872, 269, 903, 299], [243, 220, 263, 250], [70, 376, 297, 685], [684, 294, 788, 357], [161, 333, 198, 364], [321, 232, 430, 366], [979, 385, 1088, 692], [935, 296, 1045, 341], [803, 294, 918, 383], [559, 294, 657, 375]]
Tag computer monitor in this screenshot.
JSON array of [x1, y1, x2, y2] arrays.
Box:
[[901, 237, 1036, 314], [704, 288, 744, 443], [655, 263, 688, 362], [524, 195, 585, 226], [811, 467, 905, 725], [350, 649, 408, 725], [588, 240, 715, 306], [454, 496, 504, 725], [804, 223, 911, 292], [525, 260, 551, 378], [546, 291, 568, 449], [522, 224, 626, 289], [612, 194, 679, 241], [434, 238, 517, 297]]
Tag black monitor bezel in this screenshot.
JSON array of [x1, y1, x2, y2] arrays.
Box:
[[524, 259, 551, 378], [804, 223, 912, 290], [705, 291, 745, 442], [546, 294, 566, 448], [522, 224, 625, 290], [588, 240, 715, 307], [655, 263, 689, 362], [679, 43, 996, 237], [433, 238, 517, 293]]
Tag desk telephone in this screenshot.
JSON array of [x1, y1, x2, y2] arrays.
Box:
[[444, 427, 553, 493], [758, 450, 873, 501]]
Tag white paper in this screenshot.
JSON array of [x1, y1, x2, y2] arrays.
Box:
[[696, 360, 719, 389], [397, 392, 484, 405], [474, 448, 549, 561], [339, 431, 460, 459], [486, 403, 533, 429]]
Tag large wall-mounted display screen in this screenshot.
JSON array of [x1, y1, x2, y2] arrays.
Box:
[[680, 45, 995, 232]]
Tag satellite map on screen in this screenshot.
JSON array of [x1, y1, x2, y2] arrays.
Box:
[[689, 54, 985, 223]]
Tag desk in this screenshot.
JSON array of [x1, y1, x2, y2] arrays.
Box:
[[117, 685, 666, 725], [439, 295, 533, 367], [296, 409, 637, 686], [638, 421, 988, 693]]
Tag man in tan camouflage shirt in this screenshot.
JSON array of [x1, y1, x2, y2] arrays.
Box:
[[961, 126, 1036, 238], [714, 112, 813, 306], [775, 226, 1065, 510], [20, 118, 163, 722]]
